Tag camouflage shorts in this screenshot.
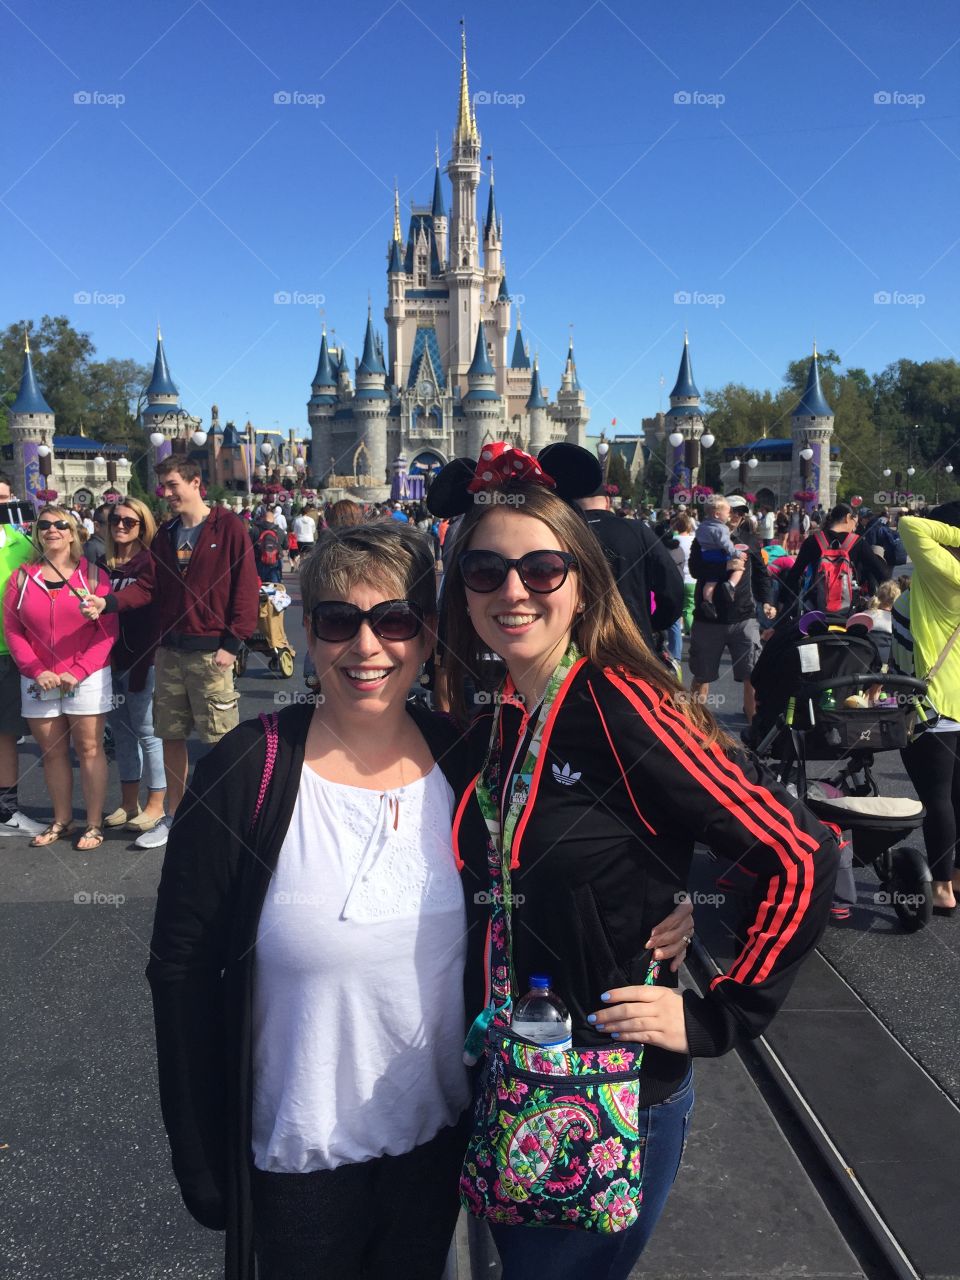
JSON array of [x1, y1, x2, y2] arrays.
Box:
[[153, 646, 240, 744]]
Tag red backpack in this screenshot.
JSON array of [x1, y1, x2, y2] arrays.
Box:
[[256, 527, 281, 567], [805, 530, 858, 613]]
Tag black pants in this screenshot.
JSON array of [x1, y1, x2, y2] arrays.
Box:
[[251, 1114, 469, 1280], [902, 729, 960, 882]]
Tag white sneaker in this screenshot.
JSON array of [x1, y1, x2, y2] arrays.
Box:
[[134, 815, 172, 849], [0, 810, 48, 837]]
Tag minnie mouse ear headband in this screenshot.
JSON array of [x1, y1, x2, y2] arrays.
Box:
[[426, 442, 602, 518]]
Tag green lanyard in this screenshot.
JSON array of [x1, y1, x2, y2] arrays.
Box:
[[463, 644, 580, 1063]]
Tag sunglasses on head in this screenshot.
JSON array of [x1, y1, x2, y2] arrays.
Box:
[[108, 514, 140, 529], [37, 519, 71, 532], [459, 549, 578, 594], [310, 599, 424, 643]]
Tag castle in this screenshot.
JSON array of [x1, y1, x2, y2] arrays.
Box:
[[307, 32, 589, 500]]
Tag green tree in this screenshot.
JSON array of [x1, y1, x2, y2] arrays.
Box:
[[605, 450, 633, 501]]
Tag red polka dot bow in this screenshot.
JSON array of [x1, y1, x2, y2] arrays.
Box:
[[466, 442, 556, 494]]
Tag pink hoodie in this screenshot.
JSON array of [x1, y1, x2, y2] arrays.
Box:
[[3, 560, 118, 683]]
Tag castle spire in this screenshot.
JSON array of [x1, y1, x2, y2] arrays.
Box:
[[455, 27, 479, 146], [794, 344, 833, 418], [11, 333, 53, 415], [146, 329, 179, 398], [467, 317, 495, 379], [393, 183, 402, 243], [431, 155, 445, 218], [526, 356, 547, 409], [669, 333, 699, 401], [484, 158, 497, 238], [510, 317, 530, 369]]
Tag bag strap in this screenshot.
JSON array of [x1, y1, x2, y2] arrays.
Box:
[[251, 711, 279, 831], [926, 620, 960, 684]]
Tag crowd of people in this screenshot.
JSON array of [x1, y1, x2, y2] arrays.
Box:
[[2, 450, 957, 1279]]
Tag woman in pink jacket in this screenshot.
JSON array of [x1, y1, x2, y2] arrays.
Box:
[[3, 505, 118, 849]]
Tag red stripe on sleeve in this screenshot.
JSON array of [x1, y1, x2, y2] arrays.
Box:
[[605, 671, 814, 985], [451, 770, 481, 872]]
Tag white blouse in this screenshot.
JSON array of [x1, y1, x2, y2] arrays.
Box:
[[251, 762, 470, 1173]]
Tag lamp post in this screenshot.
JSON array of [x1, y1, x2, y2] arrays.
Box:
[[597, 434, 610, 484]]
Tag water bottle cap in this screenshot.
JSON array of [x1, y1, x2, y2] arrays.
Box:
[[529, 973, 551, 989]]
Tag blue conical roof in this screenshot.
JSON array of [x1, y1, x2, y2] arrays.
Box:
[[146, 332, 179, 397], [526, 361, 547, 410], [337, 345, 349, 376], [497, 275, 510, 302], [10, 342, 53, 415], [484, 177, 497, 238], [312, 332, 337, 388], [387, 237, 403, 273], [467, 319, 495, 378], [794, 350, 833, 418], [431, 164, 445, 218], [563, 340, 581, 392], [357, 313, 386, 375], [670, 336, 699, 400], [510, 327, 530, 369]]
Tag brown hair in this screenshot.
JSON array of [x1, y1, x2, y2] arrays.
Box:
[[104, 497, 157, 568], [673, 513, 694, 534], [326, 499, 364, 528], [300, 522, 437, 619], [156, 456, 202, 484], [30, 505, 84, 563], [442, 485, 729, 744]]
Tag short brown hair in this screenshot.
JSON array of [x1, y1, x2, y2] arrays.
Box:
[[156, 456, 202, 484], [326, 499, 364, 528], [300, 522, 437, 618]]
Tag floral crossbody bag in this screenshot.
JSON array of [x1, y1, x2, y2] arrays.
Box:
[[459, 645, 660, 1234]]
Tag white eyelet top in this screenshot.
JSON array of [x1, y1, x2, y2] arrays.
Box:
[[251, 762, 470, 1173]]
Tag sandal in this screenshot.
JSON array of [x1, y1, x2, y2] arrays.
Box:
[[30, 821, 73, 848], [74, 825, 105, 851]]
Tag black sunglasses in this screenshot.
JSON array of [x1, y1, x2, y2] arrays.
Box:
[[37, 519, 71, 532], [108, 514, 140, 529], [459, 549, 579, 594], [310, 599, 425, 643]]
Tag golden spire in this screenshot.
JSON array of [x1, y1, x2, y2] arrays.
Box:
[[813, 337, 818, 358], [157, 321, 163, 342], [24, 330, 30, 354], [455, 26, 479, 145], [393, 181, 402, 243], [684, 328, 689, 345]]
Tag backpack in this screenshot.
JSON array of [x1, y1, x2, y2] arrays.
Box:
[[256, 527, 281, 567], [804, 530, 858, 613]]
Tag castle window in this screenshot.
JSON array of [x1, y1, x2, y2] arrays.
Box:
[[417, 253, 427, 287]]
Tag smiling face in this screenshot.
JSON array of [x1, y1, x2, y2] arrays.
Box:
[[34, 506, 79, 560], [109, 504, 142, 547], [160, 469, 203, 518], [463, 508, 581, 697], [306, 579, 433, 720]]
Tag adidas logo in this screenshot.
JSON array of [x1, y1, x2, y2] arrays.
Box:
[[552, 762, 582, 786]]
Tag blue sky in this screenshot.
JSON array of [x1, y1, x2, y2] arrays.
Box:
[[3, 0, 959, 436]]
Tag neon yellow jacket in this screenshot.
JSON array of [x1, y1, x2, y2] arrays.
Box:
[[898, 516, 960, 721]]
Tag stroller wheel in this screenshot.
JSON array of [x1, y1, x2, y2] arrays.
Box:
[[889, 846, 933, 933], [278, 649, 295, 679]]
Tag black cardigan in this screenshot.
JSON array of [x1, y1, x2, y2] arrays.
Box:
[[146, 702, 474, 1280]]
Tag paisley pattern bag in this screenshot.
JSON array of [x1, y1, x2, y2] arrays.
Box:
[[459, 647, 660, 1233]]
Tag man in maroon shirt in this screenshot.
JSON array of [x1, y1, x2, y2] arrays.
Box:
[[83, 458, 258, 847]]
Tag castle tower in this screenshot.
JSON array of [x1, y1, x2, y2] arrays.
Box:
[[483, 161, 502, 284], [431, 147, 448, 269], [353, 310, 390, 491], [141, 326, 200, 488], [555, 337, 589, 445], [386, 186, 407, 386], [462, 318, 502, 458], [9, 333, 55, 502], [526, 356, 550, 452], [446, 29, 483, 390], [791, 343, 836, 509], [307, 328, 338, 486], [663, 331, 704, 499]]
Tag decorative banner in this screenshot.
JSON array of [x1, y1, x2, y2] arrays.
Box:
[[21, 441, 42, 501]]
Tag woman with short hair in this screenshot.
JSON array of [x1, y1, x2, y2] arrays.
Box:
[[2, 505, 117, 849]]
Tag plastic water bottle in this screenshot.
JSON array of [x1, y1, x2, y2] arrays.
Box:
[[511, 975, 573, 1050]]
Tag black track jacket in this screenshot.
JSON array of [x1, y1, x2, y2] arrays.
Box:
[[454, 659, 839, 1106]]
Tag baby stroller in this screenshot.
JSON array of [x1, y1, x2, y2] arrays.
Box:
[[747, 614, 932, 932], [234, 584, 296, 679]]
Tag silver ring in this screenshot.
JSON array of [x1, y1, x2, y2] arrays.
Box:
[[683, 934, 693, 945]]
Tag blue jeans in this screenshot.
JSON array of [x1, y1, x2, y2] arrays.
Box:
[[489, 1067, 694, 1280], [665, 617, 683, 662], [110, 667, 166, 792]]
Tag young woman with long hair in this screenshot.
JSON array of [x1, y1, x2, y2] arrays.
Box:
[[100, 497, 167, 833], [2, 504, 117, 849], [430, 443, 839, 1280]]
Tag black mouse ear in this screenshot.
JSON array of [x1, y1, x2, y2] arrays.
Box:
[[426, 458, 477, 517], [806, 620, 829, 637], [536, 443, 603, 502]]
